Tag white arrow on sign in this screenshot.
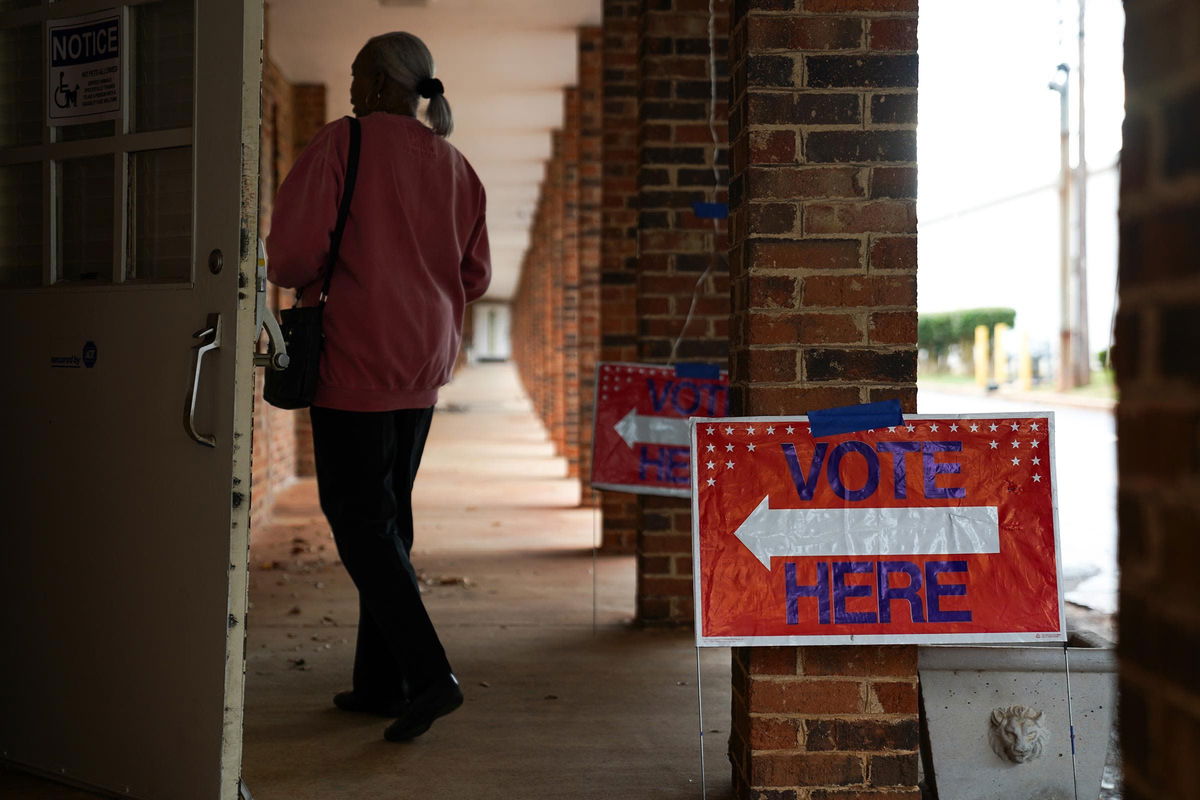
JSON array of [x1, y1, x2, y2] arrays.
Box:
[[614, 408, 690, 448], [733, 496, 1000, 569]]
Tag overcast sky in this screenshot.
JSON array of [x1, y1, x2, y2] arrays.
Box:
[[917, 0, 1125, 359]]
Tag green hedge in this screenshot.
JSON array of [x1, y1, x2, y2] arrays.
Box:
[[918, 307, 1017, 364]]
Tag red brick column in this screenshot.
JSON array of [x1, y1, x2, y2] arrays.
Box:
[[727, 1, 919, 796], [547, 134, 566, 457], [562, 90, 583, 477], [635, 0, 731, 625], [599, 0, 641, 553], [578, 27, 605, 508], [1116, 3, 1200, 798]]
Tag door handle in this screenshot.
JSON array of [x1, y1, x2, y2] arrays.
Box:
[[253, 239, 289, 371], [186, 313, 221, 448]]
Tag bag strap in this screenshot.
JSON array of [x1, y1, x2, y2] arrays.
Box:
[[296, 115, 362, 307]]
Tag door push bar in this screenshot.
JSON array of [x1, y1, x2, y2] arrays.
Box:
[[186, 313, 221, 448]]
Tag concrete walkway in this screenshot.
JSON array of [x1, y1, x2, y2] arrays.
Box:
[[241, 362, 733, 799]]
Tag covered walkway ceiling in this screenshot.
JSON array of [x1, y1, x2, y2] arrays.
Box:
[[267, 0, 604, 300]]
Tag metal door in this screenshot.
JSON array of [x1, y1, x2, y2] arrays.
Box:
[[0, 2, 261, 799]]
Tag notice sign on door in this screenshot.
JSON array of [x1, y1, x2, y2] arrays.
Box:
[[48, 12, 122, 125], [591, 362, 729, 497], [691, 414, 1065, 647]]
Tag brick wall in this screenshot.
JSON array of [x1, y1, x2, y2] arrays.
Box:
[[562, 92, 583, 477], [726, 0, 919, 796], [1115, 2, 1200, 798], [599, 0, 642, 553], [578, 26, 605, 508], [635, 0, 731, 626]]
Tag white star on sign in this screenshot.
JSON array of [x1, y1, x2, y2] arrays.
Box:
[[1011, 440, 1021, 449], [747, 443, 757, 452], [706, 461, 716, 470], [766, 426, 775, 435], [706, 443, 716, 452], [1010, 422, 1021, 431], [906, 424, 916, 433], [1030, 422, 1041, 431], [888, 426, 897, 433], [989, 441, 999, 449], [1032, 456, 1042, 465], [988, 423, 999, 432], [785, 426, 795, 434], [724, 426, 735, 435], [706, 478, 716, 487], [929, 423, 940, 432], [706, 426, 715, 435], [969, 423, 980, 432], [725, 461, 735, 469], [747, 425, 757, 435], [1031, 440, 1040, 448], [1032, 474, 1042, 482], [949, 424, 959, 432], [725, 443, 735, 452], [1011, 457, 1021, 466]]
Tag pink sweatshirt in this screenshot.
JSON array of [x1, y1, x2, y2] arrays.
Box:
[[267, 113, 490, 411]]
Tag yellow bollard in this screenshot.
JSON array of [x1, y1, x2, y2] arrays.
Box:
[[974, 325, 990, 388], [993, 323, 1009, 386], [1019, 331, 1034, 391]]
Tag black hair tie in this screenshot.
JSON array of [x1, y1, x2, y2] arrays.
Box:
[[417, 77, 444, 99]]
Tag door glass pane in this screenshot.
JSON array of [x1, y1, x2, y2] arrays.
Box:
[[127, 147, 192, 282], [132, 0, 194, 132], [0, 25, 42, 148], [0, 162, 43, 287], [58, 156, 114, 283]]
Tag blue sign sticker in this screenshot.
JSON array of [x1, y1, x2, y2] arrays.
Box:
[[82, 340, 97, 368]]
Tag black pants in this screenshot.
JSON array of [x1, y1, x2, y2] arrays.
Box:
[[310, 405, 451, 703]]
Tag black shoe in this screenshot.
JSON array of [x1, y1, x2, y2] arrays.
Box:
[[383, 675, 463, 741], [333, 691, 406, 717]]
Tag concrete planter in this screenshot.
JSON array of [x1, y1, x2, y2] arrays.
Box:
[[918, 632, 1116, 800]]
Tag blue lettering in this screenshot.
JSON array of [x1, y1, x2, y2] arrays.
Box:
[[833, 561, 877, 624], [785, 561, 829, 625], [926, 561, 971, 622], [876, 441, 922, 499], [670, 380, 702, 415], [781, 442, 828, 501], [638, 445, 669, 481], [648, 379, 672, 412], [827, 441, 880, 502], [707, 384, 728, 415], [923, 441, 966, 499], [665, 445, 691, 485], [877, 561, 925, 623]]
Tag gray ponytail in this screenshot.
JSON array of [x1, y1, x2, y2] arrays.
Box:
[[361, 32, 454, 137]]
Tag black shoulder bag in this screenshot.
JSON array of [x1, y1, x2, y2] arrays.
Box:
[[264, 115, 362, 410]]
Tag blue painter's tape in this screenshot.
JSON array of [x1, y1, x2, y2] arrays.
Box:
[[691, 201, 729, 219], [809, 398, 904, 437], [674, 363, 721, 380]]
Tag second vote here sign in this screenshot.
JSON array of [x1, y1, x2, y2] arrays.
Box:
[[691, 414, 1064, 646]]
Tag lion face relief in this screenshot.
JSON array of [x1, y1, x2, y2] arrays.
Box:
[[988, 705, 1048, 763]]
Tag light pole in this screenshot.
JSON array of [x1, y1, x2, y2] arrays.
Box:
[[1049, 63, 1072, 391]]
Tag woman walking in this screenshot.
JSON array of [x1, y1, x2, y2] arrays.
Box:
[[267, 32, 490, 742]]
